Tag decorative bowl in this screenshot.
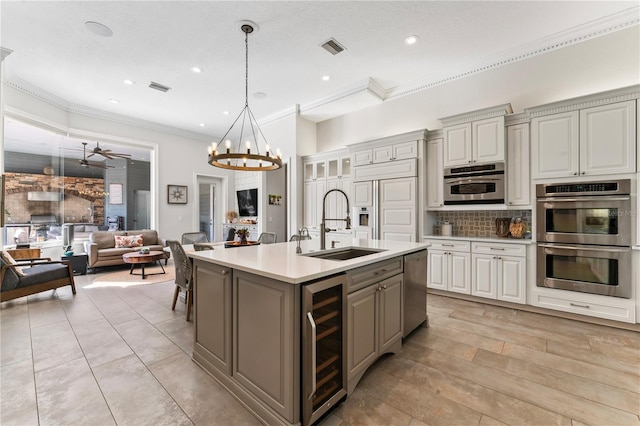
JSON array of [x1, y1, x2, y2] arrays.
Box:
[[139, 248, 150, 254]]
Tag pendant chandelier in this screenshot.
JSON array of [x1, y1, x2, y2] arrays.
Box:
[[208, 22, 282, 171]]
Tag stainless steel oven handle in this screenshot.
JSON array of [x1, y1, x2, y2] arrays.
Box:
[[538, 243, 630, 253], [306, 312, 317, 401], [537, 196, 630, 203], [446, 178, 502, 185]]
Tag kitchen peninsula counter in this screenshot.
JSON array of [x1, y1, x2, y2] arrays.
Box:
[[189, 239, 428, 426], [189, 239, 429, 283]]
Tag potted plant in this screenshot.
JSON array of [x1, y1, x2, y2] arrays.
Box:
[[235, 228, 250, 244], [226, 210, 238, 223]]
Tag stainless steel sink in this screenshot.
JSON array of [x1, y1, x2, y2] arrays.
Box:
[[302, 247, 386, 261]]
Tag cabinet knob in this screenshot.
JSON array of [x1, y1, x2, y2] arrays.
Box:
[[573, 172, 578, 176], [221, 270, 228, 276], [581, 171, 586, 175]]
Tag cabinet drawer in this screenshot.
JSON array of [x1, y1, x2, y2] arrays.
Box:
[[424, 239, 470, 252], [533, 291, 635, 323], [347, 257, 403, 293], [471, 242, 526, 257]]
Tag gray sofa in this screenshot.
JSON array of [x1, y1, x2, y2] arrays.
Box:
[[84, 229, 170, 270]]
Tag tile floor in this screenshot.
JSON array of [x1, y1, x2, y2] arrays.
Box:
[[1, 262, 639, 425]]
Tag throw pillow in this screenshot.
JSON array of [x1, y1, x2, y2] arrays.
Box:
[[114, 234, 144, 248], [0, 251, 26, 277]]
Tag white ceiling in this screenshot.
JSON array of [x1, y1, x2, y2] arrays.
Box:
[[1, 1, 638, 157]]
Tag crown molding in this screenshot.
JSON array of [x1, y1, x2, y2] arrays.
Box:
[[4, 77, 212, 142], [1, 47, 13, 62], [347, 129, 427, 152], [504, 112, 531, 127], [299, 77, 385, 120], [386, 7, 639, 102], [258, 104, 300, 126], [440, 104, 513, 127], [426, 129, 444, 141]]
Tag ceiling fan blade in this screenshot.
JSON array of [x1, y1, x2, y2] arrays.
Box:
[[86, 152, 97, 158], [107, 152, 131, 158]]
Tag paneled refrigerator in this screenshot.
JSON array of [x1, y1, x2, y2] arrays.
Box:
[[352, 176, 417, 242]]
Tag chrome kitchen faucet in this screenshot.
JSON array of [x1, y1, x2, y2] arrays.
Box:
[[320, 189, 351, 250]]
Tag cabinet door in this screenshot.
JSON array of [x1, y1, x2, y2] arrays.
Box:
[[392, 141, 418, 161], [353, 181, 373, 207], [531, 111, 579, 179], [373, 145, 393, 163], [340, 156, 352, 178], [378, 275, 403, 355], [327, 158, 339, 179], [427, 250, 447, 290], [194, 261, 232, 374], [304, 162, 315, 182], [326, 179, 351, 229], [472, 116, 505, 164], [448, 252, 471, 294], [303, 182, 316, 227], [427, 139, 444, 208], [444, 123, 472, 167], [471, 254, 497, 299], [580, 100, 636, 176], [497, 256, 526, 304], [506, 124, 530, 206], [347, 285, 378, 380], [353, 150, 373, 166]]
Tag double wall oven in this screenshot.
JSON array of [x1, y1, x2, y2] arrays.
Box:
[[536, 180, 632, 298]]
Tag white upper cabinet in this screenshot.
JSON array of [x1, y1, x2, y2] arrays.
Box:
[[579, 101, 636, 176], [441, 107, 509, 167], [426, 138, 444, 208], [353, 150, 374, 166], [353, 181, 373, 207], [327, 154, 352, 179], [303, 159, 326, 182], [506, 123, 530, 207], [531, 98, 636, 179], [353, 140, 418, 166]]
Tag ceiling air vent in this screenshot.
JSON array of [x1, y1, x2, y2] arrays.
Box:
[[149, 81, 171, 92], [321, 38, 346, 55]]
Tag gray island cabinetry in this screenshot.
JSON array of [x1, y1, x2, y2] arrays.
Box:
[[190, 240, 428, 426]]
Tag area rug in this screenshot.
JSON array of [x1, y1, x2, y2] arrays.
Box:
[[89, 264, 176, 287]]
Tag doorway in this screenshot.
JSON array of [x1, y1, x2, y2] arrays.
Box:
[[133, 190, 150, 230], [196, 175, 226, 242]]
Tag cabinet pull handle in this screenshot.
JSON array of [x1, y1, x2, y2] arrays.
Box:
[[382, 285, 387, 289], [306, 312, 317, 400], [442, 244, 454, 247], [221, 270, 228, 276], [490, 247, 505, 251], [570, 303, 590, 309]]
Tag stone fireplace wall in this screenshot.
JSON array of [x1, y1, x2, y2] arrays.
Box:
[[4, 173, 105, 224]]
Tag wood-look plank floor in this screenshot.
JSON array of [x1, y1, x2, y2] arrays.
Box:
[[326, 293, 640, 426]]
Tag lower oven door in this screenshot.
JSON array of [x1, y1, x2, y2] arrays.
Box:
[[537, 243, 632, 298]]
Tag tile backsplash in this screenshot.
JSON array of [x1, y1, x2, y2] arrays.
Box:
[[433, 210, 532, 238]]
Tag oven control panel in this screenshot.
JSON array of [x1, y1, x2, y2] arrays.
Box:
[[537, 179, 630, 197]]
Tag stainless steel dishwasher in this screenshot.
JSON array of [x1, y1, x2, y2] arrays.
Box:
[[403, 250, 428, 337]]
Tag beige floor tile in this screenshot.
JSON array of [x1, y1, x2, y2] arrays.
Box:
[[479, 415, 508, 426], [27, 298, 67, 328], [112, 317, 182, 365], [356, 359, 483, 426], [35, 357, 115, 425], [547, 339, 640, 376], [61, 299, 105, 325], [0, 298, 29, 323], [92, 354, 192, 425], [407, 328, 478, 361], [408, 418, 431, 426], [316, 413, 347, 426], [123, 295, 181, 324], [155, 317, 195, 354], [72, 318, 133, 367], [147, 351, 259, 425], [588, 339, 640, 364], [332, 387, 414, 426], [394, 344, 571, 426], [31, 320, 84, 372], [0, 359, 38, 425], [92, 296, 142, 324], [417, 344, 640, 425], [425, 305, 454, 316], [429, 311, 547, 351], [473, 348, 640, 415], [0, 317, 32, 366], [421, 323, 504, 354], [502, 342, 640, 393]]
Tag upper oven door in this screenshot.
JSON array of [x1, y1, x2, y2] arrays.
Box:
[[444, 175, 504, 205], [536, 196, 631, 246]]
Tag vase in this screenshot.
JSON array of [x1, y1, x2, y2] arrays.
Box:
[[240, 236, 248, 245]]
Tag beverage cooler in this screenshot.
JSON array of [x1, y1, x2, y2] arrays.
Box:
[[302, 274, 347, 425]]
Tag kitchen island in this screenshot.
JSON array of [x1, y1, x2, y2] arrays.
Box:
[[189, 239, 428, 426]]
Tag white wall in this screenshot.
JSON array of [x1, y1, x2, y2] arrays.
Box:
[[316, 26, 640, 151], [3, 84, 237, 242]]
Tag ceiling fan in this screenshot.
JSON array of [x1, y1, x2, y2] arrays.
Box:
[[86, 141, 131, 159], [79, 142, 113, 169]]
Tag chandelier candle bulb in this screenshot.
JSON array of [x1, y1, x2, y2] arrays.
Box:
[[265, 145, 270, 156]]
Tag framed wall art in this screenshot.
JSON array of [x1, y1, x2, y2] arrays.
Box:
[[168, 184, 188, 204], [109, 183, 123, 205]]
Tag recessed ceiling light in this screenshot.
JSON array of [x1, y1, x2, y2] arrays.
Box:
[[253, 92, 267, 99], [404, 35, 419, 45], [123, 79, 135, 85], [322, 75, 330, 81], [85, 21, 113, 37], [199, 123, 205, 127], [191, 66, 202, 73], [223, 111, 229, 115], [109, 99, 119, 104]]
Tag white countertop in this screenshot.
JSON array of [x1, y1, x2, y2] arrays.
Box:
[[423, 235, 534, 245], [189, 240, 429, 284]]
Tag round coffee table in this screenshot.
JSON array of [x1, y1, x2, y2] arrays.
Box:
[[122, 251, 166, 279]]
